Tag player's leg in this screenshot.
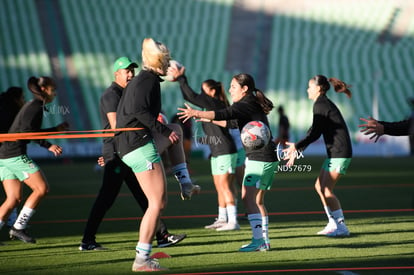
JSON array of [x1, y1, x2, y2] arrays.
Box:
[[0, 178, 21, 232]]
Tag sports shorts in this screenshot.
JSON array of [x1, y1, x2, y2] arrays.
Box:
[[322, 158, 352, 175], [211, 153, 237, 175], [0, 166, 19, 181], [0, 155, 40, 181], [121, 140, 161, 173], [243, 159, 279, 190]]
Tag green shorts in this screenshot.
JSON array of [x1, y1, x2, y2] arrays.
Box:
[[121, 140, 161, 173], [0, 166, 19, 181], [243, 159, 279, 190], [0, 155, 40, 181], [322, 158, 352, 175], [236, 148, 246, 168], [211, 153, 237, 175]]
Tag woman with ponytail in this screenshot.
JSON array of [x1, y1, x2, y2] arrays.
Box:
[[169, 65, 239, 231], [178, 73, 278, 252], [284, 75, 353, 237], [0, 76, 68, 244]]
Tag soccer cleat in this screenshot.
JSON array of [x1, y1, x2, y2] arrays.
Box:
[[79, 241, 107, 251], [180, 183, 201, 200], [157, 233, 187, 248], [239, 238, 266, 252], [317, 223, 337, 235], [9, 227, 36, 243], [132, 257, 168, 272], [326, 223, 350, 237], [216, 222, 240, 231], [204, 219, 227, 229], [263, 242, 271, 251]]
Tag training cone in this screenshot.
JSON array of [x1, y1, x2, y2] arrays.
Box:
[[150, 252, 171, 259]]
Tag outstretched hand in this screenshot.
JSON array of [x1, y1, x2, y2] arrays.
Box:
[[358, 116, 383, 142], [177, 103, 195, 123], [282, 142, 297, 167]]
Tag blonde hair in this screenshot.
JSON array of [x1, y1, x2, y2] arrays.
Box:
[[141, 38, 171, 73]]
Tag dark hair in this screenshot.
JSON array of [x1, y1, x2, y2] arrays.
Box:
[[312, 75, 352, 98], [202, 79, 230, 106], [233, 73, 274, 114], [27, 76, 56, 100], [2, 86, 24, 108], [0, 87, 25, 132]]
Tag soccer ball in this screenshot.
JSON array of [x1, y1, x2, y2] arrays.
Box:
[[164, 60, 183, 81], [240, 121, 271, 150]]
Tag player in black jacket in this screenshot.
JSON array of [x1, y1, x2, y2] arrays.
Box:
[[115, 38, 181, 272], [0, 87, 25, 239], [79, 57, 186, 251], [0, 76, 68, 243], [170, 65, 239, 231], [284, 75, 353, 237], [178, 73, 278, 252]]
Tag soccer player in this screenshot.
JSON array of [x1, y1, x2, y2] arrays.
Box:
[[116, 38, 184, 271], [284, 75, 353, 237], [79, 57, 186, 251], [0, 76, 68, 243], [169, 65, 239, 231], [178, 73, 278, 252], [0, 87, 25, 241]]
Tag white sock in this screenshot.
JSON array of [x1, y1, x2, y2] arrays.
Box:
[[13, 206, 35, 230], [218, 207, 227, 222], [135, 242, 152, 262], [331, 209, 345, 225], [0, 220, 4, 231], [226, 205, 238, 224], [324, 206, 335, 226], [248, 213, 263, 240], [262, 216, 269, 243], [172, 163, 191, 185]]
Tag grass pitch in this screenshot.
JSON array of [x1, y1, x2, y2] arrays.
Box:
[[0, 156, 413, 274]]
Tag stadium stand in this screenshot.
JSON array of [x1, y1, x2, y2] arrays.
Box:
[[0, 0, 413, 156]]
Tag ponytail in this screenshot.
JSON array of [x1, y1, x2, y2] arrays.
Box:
[[232, 73, 274, 114], [328, 77, 352, 98], [203, 79, 230, 106], [312, 75, 352, 99], [254, 89, 274, 114]]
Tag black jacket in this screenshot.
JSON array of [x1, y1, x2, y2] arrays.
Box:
[[0, 99, 55, 158], [178, 75, 236, 157], [295, 94, 352, 158], [214, 93, 277, 162], [115, 70, 172, 158]]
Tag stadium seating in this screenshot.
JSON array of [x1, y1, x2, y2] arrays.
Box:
[[1, 0, 413, 156]]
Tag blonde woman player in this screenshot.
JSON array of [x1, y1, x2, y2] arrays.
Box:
[[115, 38, 180, 272]]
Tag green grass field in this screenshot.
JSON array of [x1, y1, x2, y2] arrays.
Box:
[[1, 156, 413, 274]]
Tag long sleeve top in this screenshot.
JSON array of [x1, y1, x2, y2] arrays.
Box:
[[177, 75, 236, 157], [0, 99, 55, 158], [379, 118, 412, 136], [115, 69, 172, 158], [214, 93, 277, 162], [295, 94, 352, 158]]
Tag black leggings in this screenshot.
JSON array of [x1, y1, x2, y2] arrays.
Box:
[[81, 155, 168, 243]]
